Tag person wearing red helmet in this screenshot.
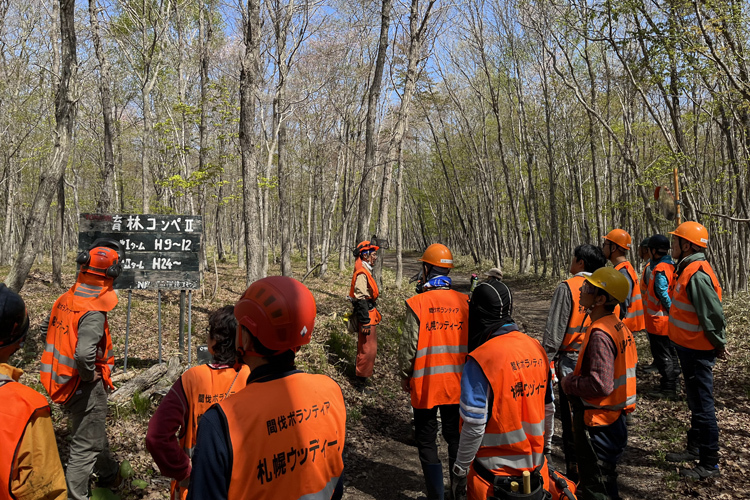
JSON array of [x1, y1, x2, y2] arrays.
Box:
[[40, 239, 123, 499], [187, 276, 346, 500], [146, 306, 250, 500], [349, 240, 381, 391], [1, 284, 67, 500], [665, 221, 726, 480]]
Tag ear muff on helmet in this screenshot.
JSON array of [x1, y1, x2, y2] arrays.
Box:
[[77, 238, 124, 279]]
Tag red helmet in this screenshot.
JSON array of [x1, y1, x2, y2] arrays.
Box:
[[77, 246, 122, 279], [354, 240, 379, 257], [234, 276, 316, 353]]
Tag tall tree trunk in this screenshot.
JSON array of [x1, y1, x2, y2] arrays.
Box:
[[52, 178, 65, 287], [356, 0, 392, 243], [240, 0, 263, 284], [89, 0, 115, 213], [7, 0, 77, 292]]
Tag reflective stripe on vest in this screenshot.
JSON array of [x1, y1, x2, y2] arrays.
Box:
[[573, 315, 638, 427], [406, 289, 469, 409], [476, 452, 545, 472], [40, 291, 115, 404], [615, 262, 645, 331], [173, 364, 250, 498], [221, 372, 346, 500], [0, 379, 51, 497], [645, 261, 674, 336], [668, 260, 722, 351], [559, 276, 589, 353], [469, 331, 548, 477]]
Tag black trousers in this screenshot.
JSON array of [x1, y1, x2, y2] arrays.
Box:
[[648, 333, 680, 391], [413, 404, 460, 467]]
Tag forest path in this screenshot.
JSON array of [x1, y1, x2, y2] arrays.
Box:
[[341, 252, 672, 500]]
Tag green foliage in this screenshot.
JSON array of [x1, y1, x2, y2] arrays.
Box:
[[131, 391, 151, 417]]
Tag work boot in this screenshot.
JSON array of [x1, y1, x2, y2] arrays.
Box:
[[421, 462, 444, 500], [646, 388, 680, 401], [679, 463, 720, 479], [666, 447, 699, 462]]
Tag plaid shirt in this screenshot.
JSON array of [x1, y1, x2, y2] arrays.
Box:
[[561, 329, 616, 400]]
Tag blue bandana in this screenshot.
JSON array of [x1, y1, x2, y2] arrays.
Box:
[[423, 276, 452, 290]]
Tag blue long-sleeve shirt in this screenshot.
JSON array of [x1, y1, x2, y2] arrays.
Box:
[[455, 324, 553, 469], [650, 255, 674, 310]]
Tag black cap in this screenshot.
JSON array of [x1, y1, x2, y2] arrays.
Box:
[[649, 234, 670, 251], [639, 237, 650, 248], [0, 284, 29, 347]]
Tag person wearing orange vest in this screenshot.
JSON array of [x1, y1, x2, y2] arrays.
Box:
[[187, 276, 346, 500], [637, 237, 659, 375], [398, 244, 468, 500], [349, 240, 381, 392], [542, 244, 607, 482], [561, 268, 637, 500], [664, 221, 726, 480], [40, 240, 123, 500], [643, 235, 680, 400], [0, 284, 67, 500], [451, 278, 554, 500], [146, 305, 251, 500], [602, 229, 645, 333]]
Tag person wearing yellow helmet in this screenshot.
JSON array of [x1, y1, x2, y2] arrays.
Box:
[[560, 267, 638, 500], [541, 244, 607, 481], [665, 221, 726, 480], [602, 229, 645, 333]]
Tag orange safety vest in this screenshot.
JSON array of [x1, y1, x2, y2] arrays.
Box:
[[467, 331, 549, 492], [573, 315, 638, 427], [349, 259, 381, 325], [405, 289, 469, 409], [615, 262, 645, 332], [644, 261, 674, 337], [169, 364, 251, 500], [559, 275, 589, 353], [640, 262, 651, 295], [220, 372, 346, 500], [0, 375, 51, 497], [668, 260, 723, 351], [41, 288, 115, 404]]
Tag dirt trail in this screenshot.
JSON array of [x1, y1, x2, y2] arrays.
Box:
[[341, 254, 676, 500], [341, 255, 559, 500]]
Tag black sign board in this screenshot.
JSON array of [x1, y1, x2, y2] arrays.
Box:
[[79, 214, 202, 290]]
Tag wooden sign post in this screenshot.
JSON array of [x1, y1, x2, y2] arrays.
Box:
[[79, 214, 203, 371]]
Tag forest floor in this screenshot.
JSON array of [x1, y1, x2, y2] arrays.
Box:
[[9, 250, 750, 499]]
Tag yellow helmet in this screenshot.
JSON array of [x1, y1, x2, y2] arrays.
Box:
[[585, 267, 629, 303]]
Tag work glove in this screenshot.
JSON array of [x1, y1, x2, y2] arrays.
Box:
[[451, 474, 467, 500], [360, 325, 371, 336], [353, 299, 371, 326]]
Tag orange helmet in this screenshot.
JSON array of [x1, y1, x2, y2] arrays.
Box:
[[670, 221, 708, 248], [419, 243, 454, 268], [603, 229, 632, 250], [234, 276, 316, 353], [354, 240, 379, 258], [76, 245, 122, 279]]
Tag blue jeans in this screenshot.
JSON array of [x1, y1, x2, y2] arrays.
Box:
[[674, 343, 719, 466]]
